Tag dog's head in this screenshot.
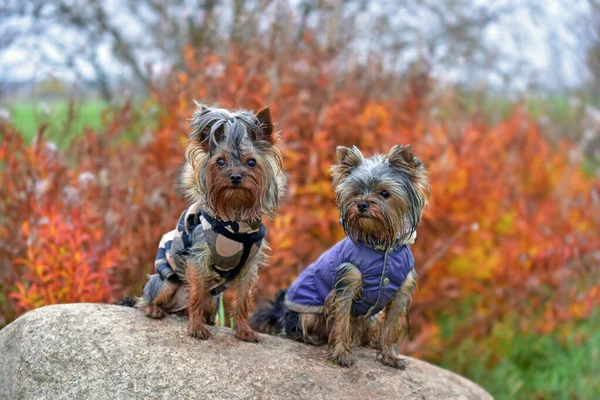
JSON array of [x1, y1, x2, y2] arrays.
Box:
[[181, 103, 286, 221], [330, 145, 429, 248]]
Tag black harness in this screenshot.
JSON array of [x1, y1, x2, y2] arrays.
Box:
[[200, 210, 266, 295]]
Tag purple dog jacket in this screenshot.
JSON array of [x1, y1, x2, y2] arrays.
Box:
[[285, 238, 415, 318]]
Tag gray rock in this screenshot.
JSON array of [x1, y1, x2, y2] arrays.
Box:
[[0, 304, 493, 400]]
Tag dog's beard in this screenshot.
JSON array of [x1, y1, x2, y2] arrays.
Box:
[[343, 211, 398, 249], [356, 217, 382, 231], [210, 186, 261, 221]]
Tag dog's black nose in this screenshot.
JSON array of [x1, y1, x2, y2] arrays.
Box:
[[357, 201, 369, 213], [230, 173, 242, 184]]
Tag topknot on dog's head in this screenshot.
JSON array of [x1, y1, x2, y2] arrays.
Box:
[[188, 102, 278, 154], [181, 103, 286, 221], [331, 144, 430, 248]]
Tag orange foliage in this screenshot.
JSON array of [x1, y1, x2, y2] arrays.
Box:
[[154, 45, 600, 358], [10, 209, 119, 311], [1, 39, 599, 361]]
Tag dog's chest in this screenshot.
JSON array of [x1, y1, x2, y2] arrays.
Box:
[[200, 217, 262, 271], [194, 214, 265, 295]]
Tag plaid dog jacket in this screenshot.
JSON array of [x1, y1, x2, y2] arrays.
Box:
[[155, 201, 266, 295]]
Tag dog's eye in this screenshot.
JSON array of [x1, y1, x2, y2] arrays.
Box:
[[247, 159, 256, 168], [380, 190, 390, 199], [216, 158, 227, 167]]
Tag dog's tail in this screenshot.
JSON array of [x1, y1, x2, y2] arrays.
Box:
[[250, 289, 288, 335], [116, 297, 137, 307]]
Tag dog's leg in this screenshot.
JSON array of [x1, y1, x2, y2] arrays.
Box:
[[379, 269, 417, 369], [233, 262, 260, 343], [186, 266, 211, 339], [324, 263, 362, 367], [137, 274, 177, 319], [139, 302, 167, 319], [297, 313, 328, 345], [355, 316, 381, 350], [203, 294, 217, 326]]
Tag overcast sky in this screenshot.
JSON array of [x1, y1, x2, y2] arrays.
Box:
[[0, 0, 594, 93]]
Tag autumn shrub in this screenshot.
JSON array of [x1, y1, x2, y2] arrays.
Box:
[[10, 208, 120, 310], [0, 37, 598, 374], [154, 44, 600, 359], [0, 105, 187, 321]]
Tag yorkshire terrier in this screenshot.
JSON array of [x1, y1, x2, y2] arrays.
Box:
[[250, 145, 429, 368], [131, 104, 286, 343]]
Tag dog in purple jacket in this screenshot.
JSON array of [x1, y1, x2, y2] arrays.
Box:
[[251, 144, 430, 369]]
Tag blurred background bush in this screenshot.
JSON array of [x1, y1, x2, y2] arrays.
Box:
[[1, 1, 599, 398]]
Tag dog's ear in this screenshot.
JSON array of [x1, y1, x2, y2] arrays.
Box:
[[253, 106, 274, 144], [331, 146, 364, 186], [337, 146, 364, 169], [389, 144, 430, 200], [388, 144, 416, 170], [189, 103, 224, 153]]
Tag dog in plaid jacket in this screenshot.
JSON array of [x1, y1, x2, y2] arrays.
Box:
[[132, 104, 286, 343]]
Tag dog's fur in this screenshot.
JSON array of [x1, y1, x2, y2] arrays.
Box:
[[135, 104, 286, 342], [250, 145, 429, 367]]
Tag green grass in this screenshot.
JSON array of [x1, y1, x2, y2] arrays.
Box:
[[6, 92, 595, 149], [6, 100, 108, 146], [4, 99, 160, 148], [452, 90, 595, 126], [436, 306, 600, 400], [214, 294, 235, 328]]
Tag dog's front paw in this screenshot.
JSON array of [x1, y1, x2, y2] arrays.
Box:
[[330, 352, 355, 368], [145, 304, 166, 319], [235, 328, 260, 343], [380, 355, 407, 370], [188, 326, 211, 340]]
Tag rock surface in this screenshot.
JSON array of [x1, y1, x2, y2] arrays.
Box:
[[0, 304, 492, 400]]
